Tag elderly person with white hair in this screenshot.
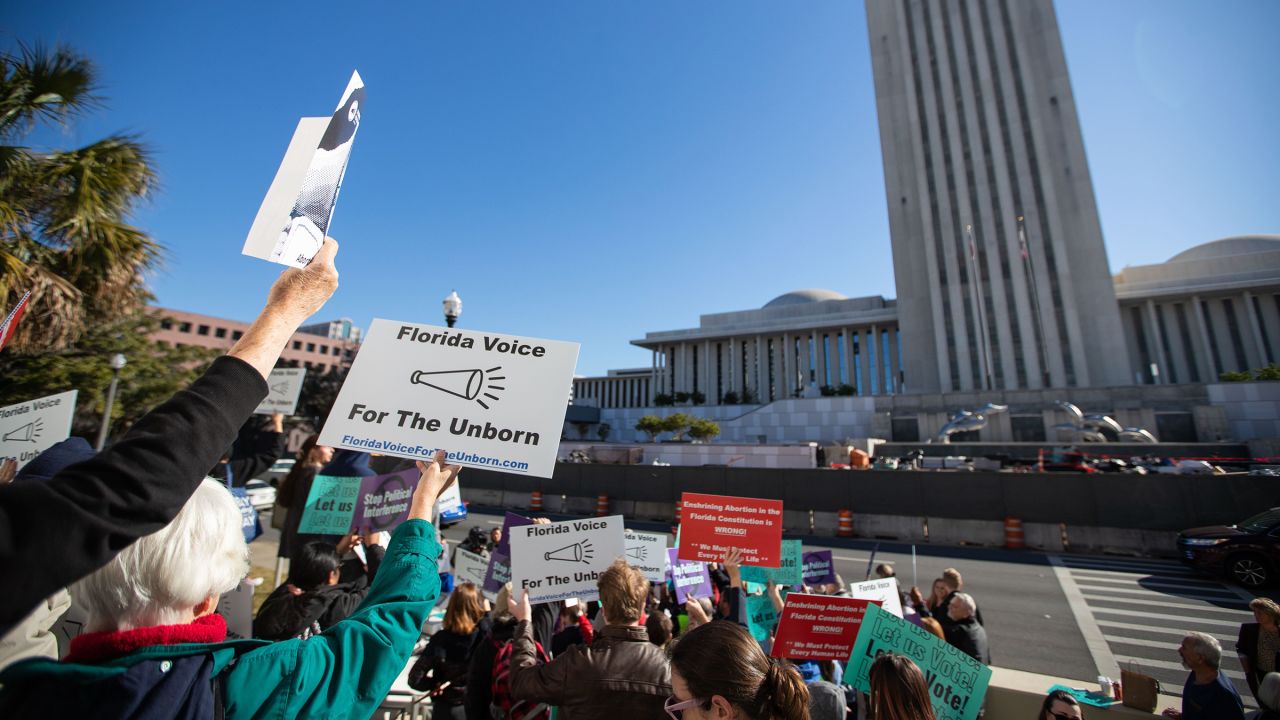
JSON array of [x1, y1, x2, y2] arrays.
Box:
[[942, 591, 990, 664], [1162, 631, 1245, 720], [0, 452, 459, 719]]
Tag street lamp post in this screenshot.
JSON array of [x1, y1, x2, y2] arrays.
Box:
[[443, 290, 462, 328], [95, 353, 127, 451]]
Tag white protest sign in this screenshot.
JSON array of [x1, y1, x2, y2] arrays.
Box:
[[0, 390, 78, 471], [850, 577, 905, 618], [317, 319, 579, 479], [454, 547, 490, 589], [255, 367, 306, 415], [435, 479, 467, 523], [624, 529, 669, 583], [243, 71, 364, 268], [509, 515, 626, 603]]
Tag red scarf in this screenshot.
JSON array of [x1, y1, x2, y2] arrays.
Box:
[[65, 613, 228, 664]]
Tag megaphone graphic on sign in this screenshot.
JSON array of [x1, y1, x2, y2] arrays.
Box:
[[545, 540, 594, 564], [3, 419, 41, 443], [269, 381, 290, 395], [625, 546, 647, 562], [409, 367, 506, 410]]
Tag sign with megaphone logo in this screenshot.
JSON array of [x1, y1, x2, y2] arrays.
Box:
[[317, 318, 579, 479], [254, 367, 306, 416], [0, 390, 77, 471], [624, 529, 668, 583], [509, 515, 626, 603]]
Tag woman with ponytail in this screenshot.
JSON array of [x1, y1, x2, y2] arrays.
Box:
[[666, 621, 809, 720]]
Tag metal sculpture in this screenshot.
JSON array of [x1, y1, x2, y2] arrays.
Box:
[[934, 403, 1008, 443], [1053, 401, 1158, 443]]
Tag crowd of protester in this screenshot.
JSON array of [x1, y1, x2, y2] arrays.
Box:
[[0, 235, 1272, 719]]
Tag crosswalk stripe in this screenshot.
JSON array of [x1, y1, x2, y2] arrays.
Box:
[[1062, 566, 1198, 581], [1089, 605, 1242, 627], [1060, 554, 1187, 568], [1068, 574, 1239, 593], [1095, 619, 1236, 642], [1062, 560, 1198, 576], [1074, 583, 1247, 603], [1107, 654, 1247, 680], [1080, 594, 1250, 614]]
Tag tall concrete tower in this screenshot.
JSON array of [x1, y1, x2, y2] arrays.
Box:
[[866, 0, 1130, 393]]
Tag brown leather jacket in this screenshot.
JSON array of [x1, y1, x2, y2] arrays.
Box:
[[509, 619, 671, 719]]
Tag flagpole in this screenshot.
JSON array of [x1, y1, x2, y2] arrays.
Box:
[[966, 224, 994, 390], [1019, 215, 1052, 388]]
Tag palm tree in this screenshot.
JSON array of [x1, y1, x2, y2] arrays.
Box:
[[1, 44, 160, 353]]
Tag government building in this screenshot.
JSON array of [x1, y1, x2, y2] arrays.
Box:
[[571, 0, 1279, 446]]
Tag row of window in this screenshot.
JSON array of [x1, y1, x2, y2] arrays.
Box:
[[159, 317, 353, 359]]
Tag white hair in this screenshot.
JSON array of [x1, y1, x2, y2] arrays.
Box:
[[951, 592, 977, 616], [1184, 631, 1222, 669], [74, 479, 249, 631]]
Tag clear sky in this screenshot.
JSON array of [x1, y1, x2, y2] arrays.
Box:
[[6, 1, 1277, 376]]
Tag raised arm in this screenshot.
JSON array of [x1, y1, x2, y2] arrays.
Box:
[[0, 239, 340, 635]]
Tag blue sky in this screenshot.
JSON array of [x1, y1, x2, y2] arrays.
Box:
[[6, 1, 1277, 376]]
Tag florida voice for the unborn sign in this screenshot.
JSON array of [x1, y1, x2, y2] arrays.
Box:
[[344, 402, 542, 446]]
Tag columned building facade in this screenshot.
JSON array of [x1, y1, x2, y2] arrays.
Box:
[[1116, 236, 1280, 385], [866, 0, 1129, 393], [632, 291, 905, 406]]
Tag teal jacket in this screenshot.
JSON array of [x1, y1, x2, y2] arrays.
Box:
[[0, 519, 441, 719]]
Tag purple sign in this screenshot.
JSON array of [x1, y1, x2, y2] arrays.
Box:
[[667, 548, 712, 604], [802, 550, 836, 586], [350, 468, 419, 531], [497, 511, 532, 556], [483, 550, 512, 597]]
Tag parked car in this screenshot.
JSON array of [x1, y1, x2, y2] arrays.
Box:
[[243, 479, 277, 512], [257, 458, 295, 487], [1177, 507, 1280, 588]]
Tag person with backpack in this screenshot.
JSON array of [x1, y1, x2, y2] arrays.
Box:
[[0, 450, 460, 719], [508, 559, 671, 719], [252, 533, 383, 641], [409, 582, 487, 719], [465, 583, 552, 720]]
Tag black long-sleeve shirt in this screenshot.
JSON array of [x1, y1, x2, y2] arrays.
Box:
[[0, 356, 267, 635]]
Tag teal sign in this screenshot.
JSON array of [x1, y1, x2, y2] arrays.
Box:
[[741, 539, 802, 585], [746, 594, 779, 642], [297, 474, 361, 534], [844, 603, 992, 720]]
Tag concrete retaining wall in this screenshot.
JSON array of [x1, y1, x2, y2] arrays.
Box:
[[457, 464, 1275, 555], [558, 441, 817, 468]]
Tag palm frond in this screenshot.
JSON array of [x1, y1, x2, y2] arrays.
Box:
[[0, 43, 99, 140]]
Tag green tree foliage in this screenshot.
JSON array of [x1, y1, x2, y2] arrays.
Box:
[[687, 418, 721, 442], [661, 412, 692, 441], [0, 312, 216, 440], [1, 45, 160, 353], [595, 422, 611, 441], [635, 414, 665, 442]]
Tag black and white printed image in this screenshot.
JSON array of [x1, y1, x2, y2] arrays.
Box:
[[268, 71, 365, 267]]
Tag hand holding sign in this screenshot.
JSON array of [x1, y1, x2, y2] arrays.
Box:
[[410, 450, 462, 521]]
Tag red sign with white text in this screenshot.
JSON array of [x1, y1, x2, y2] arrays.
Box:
[[677, 492, 783, 566], [770, 595, 877, 661]]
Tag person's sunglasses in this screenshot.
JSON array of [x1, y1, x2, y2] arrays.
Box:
[[1048, 712, 1081, 720], [665, 695, 706, 719]]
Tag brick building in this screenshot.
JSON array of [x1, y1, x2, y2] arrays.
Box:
[[149, 307, 360, 374]]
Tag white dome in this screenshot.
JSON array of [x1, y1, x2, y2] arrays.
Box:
[[763, 289, 848, 309], [1167, 235, 1280, 263]]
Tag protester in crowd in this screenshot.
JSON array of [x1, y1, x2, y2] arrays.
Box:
[[1162, 631, 1245, 720], [465, 581, 553, 720], [458, 526, 491, 559], [1039, 688, 1084, 719], [646, 611, 673, 650], [209, 411, 287, 488], [1239, 598, 1280, 702], [868, 653, 937, 720], [552, 601, 595, 656], [410, 582, 488, 720], [508, 559, 671, 718], [944, 592, 991, 664], [1248, 673, 1280, 720], [0, 448, 460, 718], [667, 620, 809, 720], [927, 578, 950, 617], [275, 433, 333, 560], [807, 677, 848, 720], [0, 238, 340, 637], [0, 438, 98, 669], [488, 527, 502, 552], [252, 531, 384, 640], [920, 616, 946, 641]]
